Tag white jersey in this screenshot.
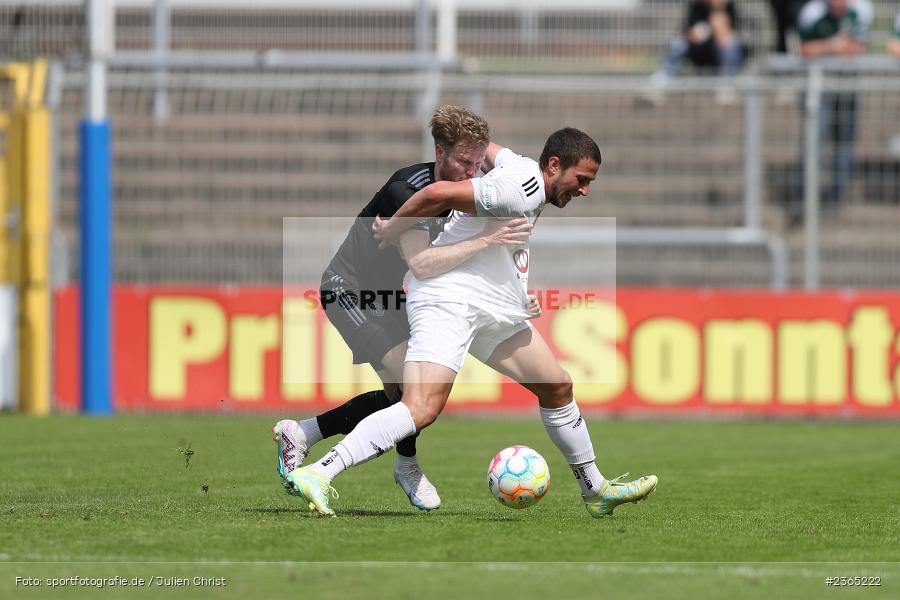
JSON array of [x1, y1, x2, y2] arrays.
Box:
[[408, 148, 544, 323]]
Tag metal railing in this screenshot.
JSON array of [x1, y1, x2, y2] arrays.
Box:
[[766, 55, 900, 290], [45, 60, 900, 289], [26, 0, 900, 291]]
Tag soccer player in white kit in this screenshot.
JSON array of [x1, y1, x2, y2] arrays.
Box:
[[288, 128, 658, 518]]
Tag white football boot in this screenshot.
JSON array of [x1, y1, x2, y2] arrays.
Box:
[[272, 420, 310, 496], [393, 457, 441, 511]]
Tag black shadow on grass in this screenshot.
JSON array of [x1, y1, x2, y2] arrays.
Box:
[[244, 507, 316, 515], [340, 509, 442, 517], [244, 507, 435, 518]]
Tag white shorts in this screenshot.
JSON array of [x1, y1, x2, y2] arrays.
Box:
[[405, 299, 532, 373]]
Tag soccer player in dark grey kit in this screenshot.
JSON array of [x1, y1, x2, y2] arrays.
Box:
[[274, 106, 532, 510]]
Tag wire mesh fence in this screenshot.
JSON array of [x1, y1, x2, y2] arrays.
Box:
[[51, 67, 900, 288], [0, 1, 83, 60], [4, 1, 899, 71]]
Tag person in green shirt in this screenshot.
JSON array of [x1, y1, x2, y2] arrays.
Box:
[[793, 0, 872, 217]]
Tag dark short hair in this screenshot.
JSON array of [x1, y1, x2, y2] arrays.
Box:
[[539, 127, 602, 171]]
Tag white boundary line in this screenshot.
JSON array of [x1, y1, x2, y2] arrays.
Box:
[[3, 558, 899, 575]]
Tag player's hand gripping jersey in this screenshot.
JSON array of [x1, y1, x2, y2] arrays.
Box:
[[408, 148, 543, 323]]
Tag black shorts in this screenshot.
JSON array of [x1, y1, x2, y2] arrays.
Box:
[[319, 270, 410, 371]]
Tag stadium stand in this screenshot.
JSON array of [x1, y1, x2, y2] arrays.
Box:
[[5, 0, 898, 287]]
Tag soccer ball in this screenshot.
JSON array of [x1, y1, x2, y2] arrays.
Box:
[[487, 445, 550, 509]]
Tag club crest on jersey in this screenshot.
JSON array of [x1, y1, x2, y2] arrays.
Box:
[[513, 249, 529, 273]]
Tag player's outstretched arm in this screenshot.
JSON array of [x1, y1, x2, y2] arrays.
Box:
[[398, 180, 477, 217], [373, 180, 476, 248], [481, 143, 506, 173], [398, 217, 532, 280]]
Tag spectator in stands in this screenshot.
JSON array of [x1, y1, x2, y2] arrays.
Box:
[[792, 0, 872, 221], [768, 0, 805, 53], [888, 10, 900, 58], [650, 0, 747, 102]]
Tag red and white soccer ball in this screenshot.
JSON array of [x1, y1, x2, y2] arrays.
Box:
[[487, 445, 550, 509]]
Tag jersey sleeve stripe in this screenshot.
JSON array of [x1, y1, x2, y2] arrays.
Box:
[[407, 168, 429, 185]]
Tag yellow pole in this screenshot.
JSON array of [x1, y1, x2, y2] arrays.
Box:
[[17, 59, 51, 416], [0, 64, 27, 413], [0, 114, 11, 284], [0, 74, 16, 413]]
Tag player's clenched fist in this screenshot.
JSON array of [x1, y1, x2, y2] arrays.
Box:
[[524, 292, 541, 319]]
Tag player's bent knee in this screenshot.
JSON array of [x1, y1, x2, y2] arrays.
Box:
[[416, 401, 444, 428], [549, 369, 573, 401], [554, 378, 574, 403], [404, 396, 443, 430], [536, 371, 573, 408]]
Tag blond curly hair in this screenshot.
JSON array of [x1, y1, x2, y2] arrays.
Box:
[[430, 105, 490, 150]]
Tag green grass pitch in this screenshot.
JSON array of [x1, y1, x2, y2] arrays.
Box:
[[1, 414, 898, 599]]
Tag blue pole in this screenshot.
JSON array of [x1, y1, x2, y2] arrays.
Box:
[[79, 120, 112, 415]]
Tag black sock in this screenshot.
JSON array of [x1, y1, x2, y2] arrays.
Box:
[[393, 388, 419, 458], [315, 389, 393, 438]]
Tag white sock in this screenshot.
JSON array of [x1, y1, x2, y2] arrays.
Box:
[[571, 462, 604, 497], [540, 399, 604, 496], [310, 402, 416, 480], [313, 447, 348, 480], [296, 417, 324, 447], [395, 454, 418, 468]]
